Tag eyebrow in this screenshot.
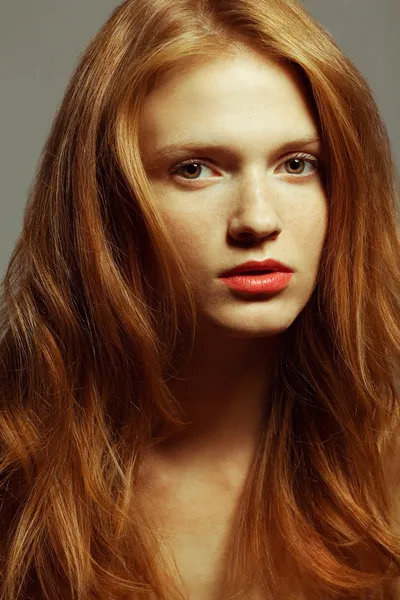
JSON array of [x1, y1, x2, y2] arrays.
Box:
[[146, 134, 322, 164]]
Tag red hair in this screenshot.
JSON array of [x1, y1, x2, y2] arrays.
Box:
[[0, 0, 399, 598]]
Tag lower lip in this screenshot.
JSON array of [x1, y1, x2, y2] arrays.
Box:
[[220, 271, 293, 294]]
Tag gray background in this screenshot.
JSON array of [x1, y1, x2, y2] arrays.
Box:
[[1, 0, 399, 279]]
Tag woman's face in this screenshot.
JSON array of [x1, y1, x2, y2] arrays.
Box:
[[139, 49, 328, 338]]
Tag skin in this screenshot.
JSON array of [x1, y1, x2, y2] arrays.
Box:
[[139, 47, 328, 488]]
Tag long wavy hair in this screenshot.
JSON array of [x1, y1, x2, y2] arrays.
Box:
[[1, 0, 399, 598]]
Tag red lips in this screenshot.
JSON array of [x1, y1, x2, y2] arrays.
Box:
[[220, 258, 293, 277]]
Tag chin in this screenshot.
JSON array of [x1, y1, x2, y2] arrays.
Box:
[[199, 310, 300, 339], [225, 323, 295, 339]]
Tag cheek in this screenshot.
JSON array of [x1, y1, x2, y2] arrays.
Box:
[[159, 209, 214, 265], [164, 211, 206, 240], [288, 197, 328, 241], [284, 208, 328, 277]]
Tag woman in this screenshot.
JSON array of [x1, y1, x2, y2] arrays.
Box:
[[0, 0, 399, 598]]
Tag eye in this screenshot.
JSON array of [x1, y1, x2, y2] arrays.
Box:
[[281, 154, 320, 176], [169, 160, 217, 181], [169, 153, 321, 182]]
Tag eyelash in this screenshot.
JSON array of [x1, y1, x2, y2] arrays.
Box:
[[169, 153, 321, 182]]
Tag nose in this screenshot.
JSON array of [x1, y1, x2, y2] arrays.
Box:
[[228, 174, 283, 243]]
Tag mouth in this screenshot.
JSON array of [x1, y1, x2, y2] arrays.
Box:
[[219, 269, 294, 293], [219, 259, 293, 278], [235, 269, 275, 275]]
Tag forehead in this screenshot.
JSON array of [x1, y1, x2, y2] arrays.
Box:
[[139, 51, 320, 160]]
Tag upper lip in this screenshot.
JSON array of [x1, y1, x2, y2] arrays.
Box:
[[219, 258, 293, 277]]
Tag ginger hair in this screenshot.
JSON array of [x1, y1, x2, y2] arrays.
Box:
[[0, 0, 399, 598]]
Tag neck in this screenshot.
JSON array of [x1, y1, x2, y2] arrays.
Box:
[[158, 322, 285, 469]]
